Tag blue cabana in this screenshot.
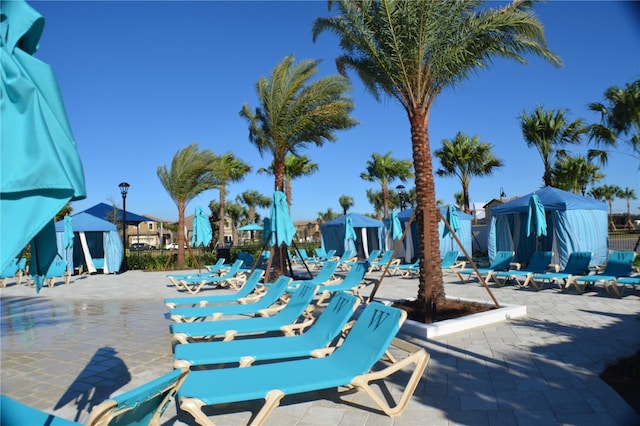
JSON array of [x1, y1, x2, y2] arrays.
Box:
[[398, 206, 473, 262], [55, 212, 123, 274], [320, 213, 384, 258], [488, 187, 608, 269], [82, 202, 152, 225]]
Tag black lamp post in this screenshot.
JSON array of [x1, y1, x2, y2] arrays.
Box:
[[396, 184, 406, 211], [119, 182, 130, 272], [499, 187, 506, 201]]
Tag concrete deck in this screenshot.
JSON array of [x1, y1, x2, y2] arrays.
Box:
[[1, 266, 639, 425]]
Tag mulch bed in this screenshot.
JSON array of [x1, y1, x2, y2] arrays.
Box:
[[600, 350, 640, 413], [392, 298, 494, 323]]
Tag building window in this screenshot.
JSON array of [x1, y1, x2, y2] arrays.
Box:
[[148, 222, 153, 230]]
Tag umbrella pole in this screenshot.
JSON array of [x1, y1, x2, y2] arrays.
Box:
[[439, 210, 500, 308], [368, 213, 415, 303]]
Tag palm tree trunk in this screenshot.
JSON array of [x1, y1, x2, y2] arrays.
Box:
[[382, 183, 389, 218], [177, 202, 186, 268], [410, 111, 444, 323], [218, 187, 226, 247]]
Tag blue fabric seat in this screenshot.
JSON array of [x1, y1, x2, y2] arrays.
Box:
[[530, 251, 592, 291], [316, 261, 369, 304], [573, 251, 636, 294], [177, 302, 429, 425], [454, 251, 515, 284], [170, 280, 316, 344], [164, 269, 265, 309], [493, 251, 553, 288], [173, 292, 359, 368], [169, 276, 291, 323]]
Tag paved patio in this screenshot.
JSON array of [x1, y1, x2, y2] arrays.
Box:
[[1, 266, 639, 425]]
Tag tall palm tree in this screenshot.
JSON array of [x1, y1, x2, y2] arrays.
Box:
[[360, 152, 413, 218], [520, 105, 587, 187], [551, 154, 603, 195], [235, 190, 271, 225], [215, 153, 251, 248], [588, 79, 640, 161], [240, 55, 357, 195], [338, 195, 354, 215], [435, 132, 503, 214], [240, 55, 356, 274], [157, 143, 222, 267], [618, 187, 637, 229], [313, 0, 561, 320], [258, 154, 319, 211], [590, 184, 623, 230]]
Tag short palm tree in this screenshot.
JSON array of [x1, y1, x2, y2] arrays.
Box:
[[235, 190, 271, 225], [588, 79, 640, 161], [551, 154, 603, 195], [215, 153, 251, 248], [339, 194, 354, 215], [520, 105, 587, 187], [157, 143, 222, 268], [619, 187, 637, 229], [435, 132, 503, 214], [313, 0, 561, 320], [360, 152, 413, 218], [240, 55, 357, 274], [590, 184, 623, 230]]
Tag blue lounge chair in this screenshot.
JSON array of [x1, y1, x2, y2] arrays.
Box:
[[204, 258, 227, 274], [172, 260, 246, 294], [367, 250, 399, 273], [171, 281, 316, 344], [441, 250, 465, 275], [572, 251, 636, 294], [343, 249, 380, 271], [316, 261, 370, 305], [287, 259, 339, 290], [0, 368, 188, 426], [170, 276, 292, 323], [388, 258, 420, 277], [493, 251, 553, 288], [307, 249, 336, 268], [164, 269, 265, 309], [28, 256, 71, 288], [177, 303, 429, 425], [1, 258, 26, 287], [335, 249, 358, 271], [173, 292, 360, 368], [607, 274, 640, 297], [454, 251, 515, 284], [530, 251, 592, 291], [290, 248, 310, 264]]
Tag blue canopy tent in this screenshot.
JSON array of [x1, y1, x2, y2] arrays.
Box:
[[398, 206, 473, 262], [320, 213, 384, 259], [488, 187, 608, 269], [55, 213, 123, 274], [82, 202, 152, 225]]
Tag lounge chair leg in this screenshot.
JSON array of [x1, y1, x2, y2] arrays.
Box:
[[251, 390, 285, 425], [180, 397, 216, 426], [349, 346, 430, 417]]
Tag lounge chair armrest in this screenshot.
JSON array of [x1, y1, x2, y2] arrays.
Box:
[[280, 317, 315, 336], [511, 262, 522, 270], [310, 347, 337, 357]]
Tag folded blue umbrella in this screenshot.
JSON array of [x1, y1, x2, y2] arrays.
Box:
[[1, 0, 86, 289]]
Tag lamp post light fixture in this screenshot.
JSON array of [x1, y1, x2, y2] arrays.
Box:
[[499, 187, 506, 201], [396, 184, 406, 211], [119, 182, 130, 272]]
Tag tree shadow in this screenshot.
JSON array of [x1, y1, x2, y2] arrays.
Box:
[[54, 346, 131, 422], [405, 307, 640, 425]]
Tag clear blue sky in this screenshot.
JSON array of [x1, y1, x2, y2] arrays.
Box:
[[31, 1, 639, 222]]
